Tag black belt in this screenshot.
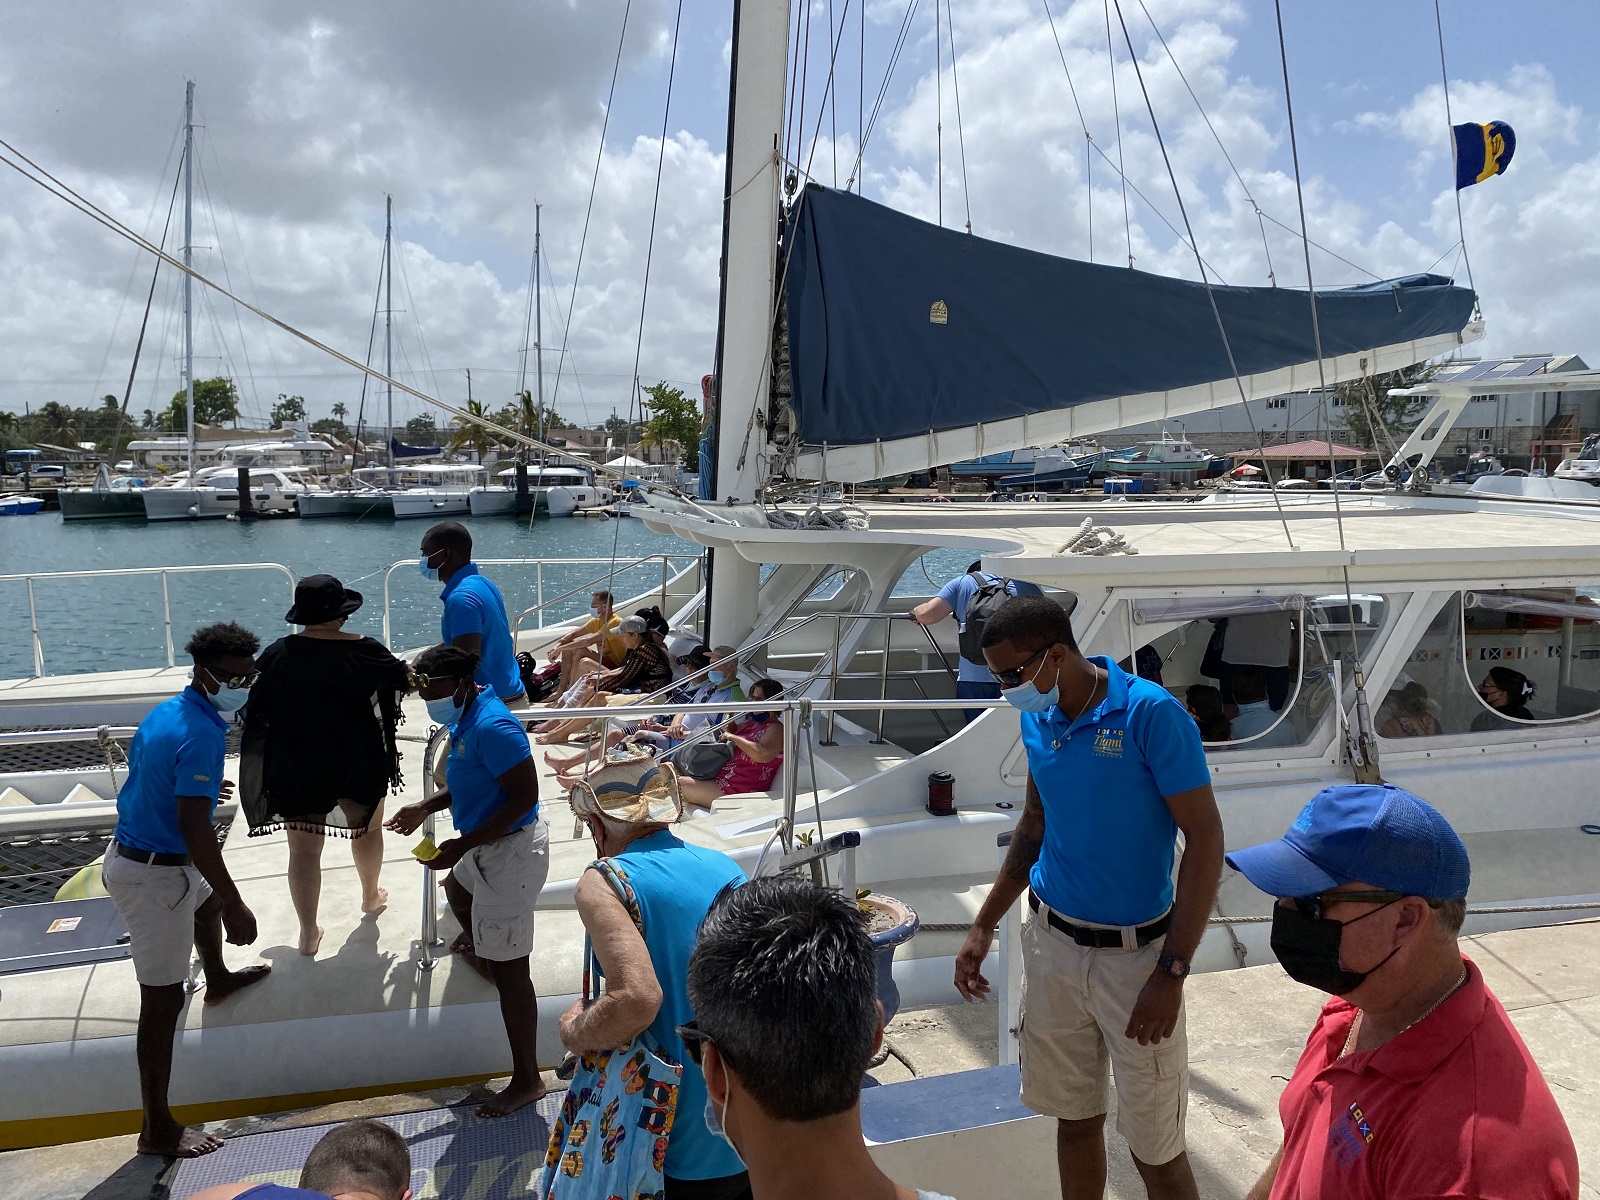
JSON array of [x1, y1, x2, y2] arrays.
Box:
[[1028, 891, 1170, 948], [114, 842, 192, 867]]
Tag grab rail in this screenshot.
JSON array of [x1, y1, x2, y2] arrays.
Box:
[[509, 554, 704, 638], [380, 554, 703, 648], [0, 563, 296, 677]]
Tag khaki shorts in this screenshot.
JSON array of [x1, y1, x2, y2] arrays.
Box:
[[103, 849, 213, 987], [450, 818, 549, 961], [1019, 900, 1189, 1166]]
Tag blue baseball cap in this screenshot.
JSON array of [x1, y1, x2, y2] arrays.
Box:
[[1225, 784, 1470, 901]]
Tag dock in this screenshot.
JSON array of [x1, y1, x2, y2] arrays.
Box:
[[5, 918, 1593, 1200]]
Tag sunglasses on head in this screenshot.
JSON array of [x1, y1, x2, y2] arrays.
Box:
[[993, 644, 1052, 689]]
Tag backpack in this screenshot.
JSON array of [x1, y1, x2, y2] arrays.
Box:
[[517, 652, 562, 701], [958, 571, 1011, 662]]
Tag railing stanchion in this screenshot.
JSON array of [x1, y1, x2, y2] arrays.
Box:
[[873, 619, 892, 744], [26, 577, 43, 677], [418, 811, 439, 971], [160, 572, 174, 667], [822, 615, 842, 745], [537, 562, 544, 628], [780, 704, 799, 850]]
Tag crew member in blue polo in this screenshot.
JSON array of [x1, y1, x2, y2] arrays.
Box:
[[419, 521, 527, 709], [953, 594, 1224, 1200], [387, 643, 547, 1120], [103, 621, 272, 1160], [911, 560, 1043, 723]]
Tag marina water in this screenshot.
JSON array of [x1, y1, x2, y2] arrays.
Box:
[[0, 513, 972, 679]]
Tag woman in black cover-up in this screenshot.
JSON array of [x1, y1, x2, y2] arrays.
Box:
[[240, 575, 408, 956]]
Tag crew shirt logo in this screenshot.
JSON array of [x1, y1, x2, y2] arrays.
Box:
[[1091, 726, 1124, 758], [192, 773, 210, 782], [1329, 1100, 1375, 1166]]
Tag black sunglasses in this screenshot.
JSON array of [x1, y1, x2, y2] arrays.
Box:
[[1291, 889, 1405, 920], [676, 1020, 715, 1067], [993, 644, 1052, 689]]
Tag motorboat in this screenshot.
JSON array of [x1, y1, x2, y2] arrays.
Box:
[[489, 463, 615, 516], [56, 463, 147, 521], [388, 463, 485, 519], [1101, 429, 1216, 476], [140, 465, 314, 521], [297, 467, 398, 519], [1553, 434, 1600, 484], [0, 495, 45, 516]]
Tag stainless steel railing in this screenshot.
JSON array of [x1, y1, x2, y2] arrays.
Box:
[[0, 563, 296, 677]]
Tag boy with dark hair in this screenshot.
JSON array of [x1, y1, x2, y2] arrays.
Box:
[[186, 1117, 413, 1200], [686, 876, 958, 1200], [104, 621, 271, 1159]]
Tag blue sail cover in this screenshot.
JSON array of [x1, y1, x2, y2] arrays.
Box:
[[782, 185, 1476, 449]]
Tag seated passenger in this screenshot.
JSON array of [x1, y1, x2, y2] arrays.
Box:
[[534, 617, 673, 745], [1228, 667, 1296, 747], [1380, 677, 1443, 738], [1185, 683, 1231, 743], [1471, 666, 1537, 730], [545, 589, 625, 685], [678, 679, 785, 812]]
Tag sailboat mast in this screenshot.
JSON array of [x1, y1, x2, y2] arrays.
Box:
[[534, 203, 545, 446], [385, 194, 393, 470], [182, 81, 196, 477]]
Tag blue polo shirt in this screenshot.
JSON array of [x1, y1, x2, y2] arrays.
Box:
[[1022, 657, 1210, 926], [937, 572, 1044, 682], [114, 686, 228, 855], [445, 690, 537, 836], [440, 563, 524, 700]]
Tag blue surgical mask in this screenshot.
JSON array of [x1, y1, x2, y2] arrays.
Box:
[[208, 683, 251, 714], [708, 670, 727, 685], [418, 554, 439, 581], [425, 693, 466, 726], [1001, 679, 1059, 714], [704, 1094, 741, 1161]]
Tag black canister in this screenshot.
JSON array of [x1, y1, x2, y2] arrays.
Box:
[[927, 770, 956, 816]]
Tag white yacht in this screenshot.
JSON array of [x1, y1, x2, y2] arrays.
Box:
[[487, 463, 616, 516], [388, 463, 485, 519], [140, 465, 314, 521]]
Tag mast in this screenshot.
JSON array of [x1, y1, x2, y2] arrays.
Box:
[[534, 203, 545, 448], [707, 0, 791, 646], [384, 194, 394, 470], [182, 81, 196, 478]]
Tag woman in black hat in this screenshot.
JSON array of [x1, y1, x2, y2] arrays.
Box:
[[240, 574, 410, 956]]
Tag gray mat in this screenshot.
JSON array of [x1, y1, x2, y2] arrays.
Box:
[[168, 1096, 565, 1200]]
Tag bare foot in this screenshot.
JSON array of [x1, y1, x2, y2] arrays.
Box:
[[543, 751, 577, 770], [203, 963, 272, 1006], [361, 888, 389, 915], [450, 933, 494, 983], [476, 1076, 547, 1118], [298, 926, 325, 957], [533, 732, 566, 745], [138, 1124, 223, 1158]]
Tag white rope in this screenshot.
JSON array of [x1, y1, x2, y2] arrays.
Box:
[[1056, 517, 1137, 556], [765, 504, 871, 530]]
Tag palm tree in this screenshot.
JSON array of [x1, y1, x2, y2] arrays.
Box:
[[447, 398, 498, 463], [331, 402, 348, 422], [35, 401, 78, 447]]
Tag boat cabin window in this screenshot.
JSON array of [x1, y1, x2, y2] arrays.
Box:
[[1129, 594, 1386, 752], [1380, 589, 1600, 739]]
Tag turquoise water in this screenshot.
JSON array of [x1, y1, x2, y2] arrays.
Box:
[[0, 512, 969, 679]]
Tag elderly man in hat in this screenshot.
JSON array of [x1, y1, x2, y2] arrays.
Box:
[[561, 761, 750, 1200], [1230, 784, 1578, 1200]]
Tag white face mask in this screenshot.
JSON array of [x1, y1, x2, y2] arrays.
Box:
[[1001, 678, 1059, 714], [704, 1092, 742, 1162], [209, 683, 251, 714]]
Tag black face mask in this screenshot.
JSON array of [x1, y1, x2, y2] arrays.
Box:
[[1270, 900, 1402, 996]]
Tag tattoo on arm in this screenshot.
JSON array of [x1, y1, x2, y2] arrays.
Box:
[[1002, 775, 1045, 885]]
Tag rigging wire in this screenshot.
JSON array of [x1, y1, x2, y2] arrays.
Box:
[[350, 241, 386, 460], [935, 0, 942, 226], [1104, 0, 1134, 267], [1433, 0, 1479, 308], [551, 0, 632, 421], [944, 0, 973, 233], [848, 0, 921, 194], [858, 0, 865, 193], [1109, 0, 1294, 547], [1134, 0, 1276, 284], [193, 151, 265, 424], [790, 0, 855, 189], [829, 0, 838, 185], [108, 159, 185, 458], [794, 0, 813, 190], [1040, 0, 1094, 262], [610, 0, 686, 591]]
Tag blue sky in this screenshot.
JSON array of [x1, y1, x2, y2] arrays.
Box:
[[2, 0, 1597, 428]]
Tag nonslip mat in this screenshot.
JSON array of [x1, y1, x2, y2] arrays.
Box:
[[169, 1095, 565, 1200]]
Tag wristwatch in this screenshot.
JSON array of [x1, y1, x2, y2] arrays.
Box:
[[1157, 954, 1191, 979]]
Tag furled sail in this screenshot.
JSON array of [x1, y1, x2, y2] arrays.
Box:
[[780, 185, 1479, 483]]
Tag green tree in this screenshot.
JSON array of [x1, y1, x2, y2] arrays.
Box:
[[448, 398, 500, 463], [162, 377, 241, 429], [639, 381, 702, 461], [311, 417, 350, 440], [34, 401, 79, 447], [141, 409, 157, 431], [405, 413, 440, 442], [1333, 363, 1438, 452], [271, 393, 308, 427], [331, 401, 349, 422]]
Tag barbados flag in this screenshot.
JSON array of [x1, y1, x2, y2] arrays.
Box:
[[1453, 121, 1516, 190]]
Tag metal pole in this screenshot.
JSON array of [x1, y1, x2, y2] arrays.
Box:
[[874, 619, 892, 743], [182, 81, 196, 479], [161, 571, 175, 666], [418, 812, 438, 971], [385, 195, 394, 471], [537, 562, 544, 628], [780, 702, 799, 850], [26, 578, 42, 677], [534, 203, 545, 446], [823, 614, 842, 745]]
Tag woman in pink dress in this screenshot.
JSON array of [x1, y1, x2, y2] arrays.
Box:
[[679, 679, 784, 812]]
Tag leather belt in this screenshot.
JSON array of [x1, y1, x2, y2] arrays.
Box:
[[113, 842, 192, 867], [1028, 891, 1171, 948]]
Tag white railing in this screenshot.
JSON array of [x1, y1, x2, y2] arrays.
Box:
[[0, 564, 296, 678], [379, 554, 704, 649]]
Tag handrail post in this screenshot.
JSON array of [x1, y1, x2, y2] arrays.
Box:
[[381, 562, 395, 648], [873, 617, 892, 744], [822, 615, 842, 745], [417, 811, 439, 971], [26, 577, 43, 677], [780, 701, 799, 851], [160, 571, 174, 667], [537, 562, 544, 628]]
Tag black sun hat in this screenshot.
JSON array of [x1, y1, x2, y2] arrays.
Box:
[[286, 574, 364, 625]]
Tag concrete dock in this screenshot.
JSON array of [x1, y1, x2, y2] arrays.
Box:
[[5, 919, 1593, 1200]]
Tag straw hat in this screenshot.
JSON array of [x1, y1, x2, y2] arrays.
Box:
[[568, 749, 683, 827]]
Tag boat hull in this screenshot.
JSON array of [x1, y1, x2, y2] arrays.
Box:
[[142, 487, 303, 521], [391, 489, 471, 519], [466, 487, 517, 516], [57, 490, 145, 520], [0, 496, 47, 516], [297, 491, 396, 519]]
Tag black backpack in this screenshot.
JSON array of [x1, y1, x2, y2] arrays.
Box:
[[958, 571, 1011, 662]]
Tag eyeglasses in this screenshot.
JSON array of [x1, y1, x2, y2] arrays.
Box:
[[204, 667, 259, 689], [1291, 889, 1405, 920], [993, 645, 1052, 689], [408, 672, 430, 690], [675, 1019, 718, 1067]]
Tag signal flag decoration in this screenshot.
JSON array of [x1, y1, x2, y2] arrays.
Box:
[[1453, 121, 1516, 190]]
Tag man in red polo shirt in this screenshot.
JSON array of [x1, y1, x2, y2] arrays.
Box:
[[1227, 784, 1578, 1200]]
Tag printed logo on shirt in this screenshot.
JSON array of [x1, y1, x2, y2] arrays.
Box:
[[1328, 1100, 1375, 1166], [1091, 726, 1124, 758], [193, 773, 210, 782]]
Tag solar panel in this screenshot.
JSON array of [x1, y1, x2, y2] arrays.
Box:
[[1499, 357, 1554, 377], [1439, 361, 1502, 382]]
